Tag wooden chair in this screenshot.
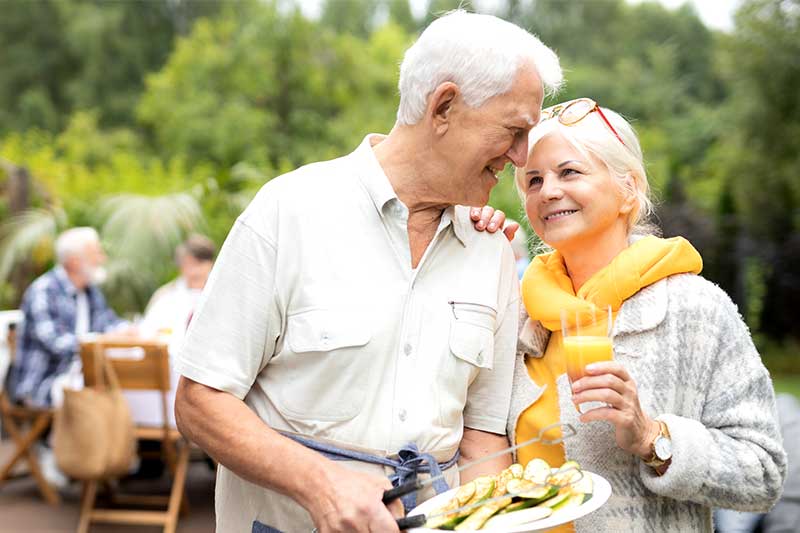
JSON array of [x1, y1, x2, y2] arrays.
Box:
[[77, 337, 189, 533], [0, 322, 61, 505]]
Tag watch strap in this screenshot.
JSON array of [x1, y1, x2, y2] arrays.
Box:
[[644, 420, 671, 468]]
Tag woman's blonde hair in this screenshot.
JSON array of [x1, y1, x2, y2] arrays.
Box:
[[514, 104, 656, 237]]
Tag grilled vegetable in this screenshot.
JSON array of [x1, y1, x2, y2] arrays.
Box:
[[454, 497, 511, 531], [523, 458, 551, 484], [482, 506, 552, 530], [426, 459, 591, 530], [424, 476, 495, 529]]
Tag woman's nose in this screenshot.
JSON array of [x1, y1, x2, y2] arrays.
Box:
[[539, 175, 564, 200]]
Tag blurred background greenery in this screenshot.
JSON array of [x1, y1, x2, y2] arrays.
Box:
[[0, 0, 797, 378]]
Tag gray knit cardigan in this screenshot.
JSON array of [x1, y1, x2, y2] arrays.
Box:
[[508, 273, 787, 532]]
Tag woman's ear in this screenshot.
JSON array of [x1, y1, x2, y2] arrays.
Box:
[[427, 82, 459, 135], [619, 172, 638, 216]]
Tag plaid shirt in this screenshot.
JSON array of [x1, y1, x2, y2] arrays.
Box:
[[8, 266, 124, 407]]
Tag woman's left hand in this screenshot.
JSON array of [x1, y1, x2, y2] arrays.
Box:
[[469, 206, 519, 241], [571, 361, 660, 459]]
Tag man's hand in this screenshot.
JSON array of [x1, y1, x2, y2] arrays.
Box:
[[304, 462, 402, 533], [175, 378, 402, 532], [469, 206, 519, 242]]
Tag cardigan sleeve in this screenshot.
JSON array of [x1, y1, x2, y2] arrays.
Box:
[[639, 282, 787, 512]]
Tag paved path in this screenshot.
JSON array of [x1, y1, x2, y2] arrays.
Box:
[[0, 442, 215, 533]]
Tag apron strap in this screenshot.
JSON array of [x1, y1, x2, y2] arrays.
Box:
[[282, 432, 459, 512]]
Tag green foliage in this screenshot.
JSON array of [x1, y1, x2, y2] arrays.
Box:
[[0, 0, 221, 133], [138, 2, 410, 172], [0, 0, 797, 343]]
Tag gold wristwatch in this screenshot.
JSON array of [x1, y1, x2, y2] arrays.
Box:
[[643, 420, 672, 472]]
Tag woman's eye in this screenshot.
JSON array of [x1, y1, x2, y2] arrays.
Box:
[[561, 168, 580, 177], [528, 176, 543, 188]]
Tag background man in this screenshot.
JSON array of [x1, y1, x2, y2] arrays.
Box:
[[7, 226, 127, 487], [8, 226, 126, 409]]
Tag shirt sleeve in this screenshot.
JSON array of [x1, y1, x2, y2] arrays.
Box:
[[175, 219, 282, 400], [639, 285, 787, 512], [463, 252, 519, 434], [27, 284, 77, 360]]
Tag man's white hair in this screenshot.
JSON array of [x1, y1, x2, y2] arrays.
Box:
[[397, 10, 562, 126], [55, 227, 100, 265]]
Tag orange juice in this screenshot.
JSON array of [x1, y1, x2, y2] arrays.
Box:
[[563, 336, 613, 383]]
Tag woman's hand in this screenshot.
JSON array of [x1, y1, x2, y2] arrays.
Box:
[[469, 206, 519, 242], [570, 361, 661, 459]]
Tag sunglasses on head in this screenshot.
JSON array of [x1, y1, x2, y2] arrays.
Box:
[[539, 98, 627, 148]]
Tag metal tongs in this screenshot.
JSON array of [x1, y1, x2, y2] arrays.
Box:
[[382, 422, 578, 530]]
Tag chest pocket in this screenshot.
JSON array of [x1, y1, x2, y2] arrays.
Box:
[[276, 309, 371, 421], [438, 301, 497, 428], [448, 301, 496, 370]]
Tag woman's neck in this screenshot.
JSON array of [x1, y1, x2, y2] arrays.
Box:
[[559, 225, 629, 293]]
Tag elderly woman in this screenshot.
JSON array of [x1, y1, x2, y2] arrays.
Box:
[[509, 98, 786, 532]]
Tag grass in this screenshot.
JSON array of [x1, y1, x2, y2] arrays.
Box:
[[772, 374, 800, 399]]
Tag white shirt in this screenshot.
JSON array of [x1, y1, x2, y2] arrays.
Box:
[[74, 290, 90, 336], [176, 135, 519, 531], [122, 278, 200, 428]]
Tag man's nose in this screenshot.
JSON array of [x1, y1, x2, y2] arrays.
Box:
[[507, 133, 529, 168]]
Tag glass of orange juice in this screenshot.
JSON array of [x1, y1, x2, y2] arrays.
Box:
[[562, 306, 613, 413]]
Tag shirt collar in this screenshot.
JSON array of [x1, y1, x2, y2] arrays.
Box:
[[54, 265, 79, 297], [352, 134, 398, 214], [448, 205, 470, 247], [352, 134, 469, 247]]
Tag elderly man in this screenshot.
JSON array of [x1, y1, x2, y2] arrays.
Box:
[[9, 227, 126, 409], [175, 10, 561, 533], [7, 227, 127, 487]]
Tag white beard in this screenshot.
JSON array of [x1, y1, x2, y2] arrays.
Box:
[[88, 266, 108, 285]]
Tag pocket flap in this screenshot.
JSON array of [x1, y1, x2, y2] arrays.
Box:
[[450, 322, 494, 369], [287, 309, 371, 353], [448, 302, 496, 369]]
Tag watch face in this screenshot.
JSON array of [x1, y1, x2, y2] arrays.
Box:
[[655, 436, 672, 460]]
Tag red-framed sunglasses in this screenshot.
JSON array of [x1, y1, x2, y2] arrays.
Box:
[[539, 98, 627, 147]]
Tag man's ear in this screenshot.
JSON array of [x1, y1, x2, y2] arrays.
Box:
[[619, 172, 638, 215], [427, 82, 459, 135]]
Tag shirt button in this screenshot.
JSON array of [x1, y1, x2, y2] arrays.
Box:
[[403, 343, 412, 356], [398, 409, 407, 422], [476, 353, 484, 365]]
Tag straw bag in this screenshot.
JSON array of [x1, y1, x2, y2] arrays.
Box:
[[53, 346, 136, 480]]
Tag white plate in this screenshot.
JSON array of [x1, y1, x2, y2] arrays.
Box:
[[407, 471, 611, 532]]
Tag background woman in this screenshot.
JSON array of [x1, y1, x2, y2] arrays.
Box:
[[509, 98, 786, 532]]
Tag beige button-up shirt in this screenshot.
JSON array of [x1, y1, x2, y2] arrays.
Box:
[[176, 135, 519, 532]]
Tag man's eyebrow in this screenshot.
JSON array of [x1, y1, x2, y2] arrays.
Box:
[[525, 169, 541, 175], [508, 114, 536, 128]]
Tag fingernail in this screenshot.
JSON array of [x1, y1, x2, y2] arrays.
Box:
[[488, 223, 496, 230], [586, 363, 598, 371]]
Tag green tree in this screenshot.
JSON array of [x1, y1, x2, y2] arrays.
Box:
[[138, 2, 410, 171], [0, 0, 220, 134], [320, 0, 379, 37], [0, 0, 76, 132]]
